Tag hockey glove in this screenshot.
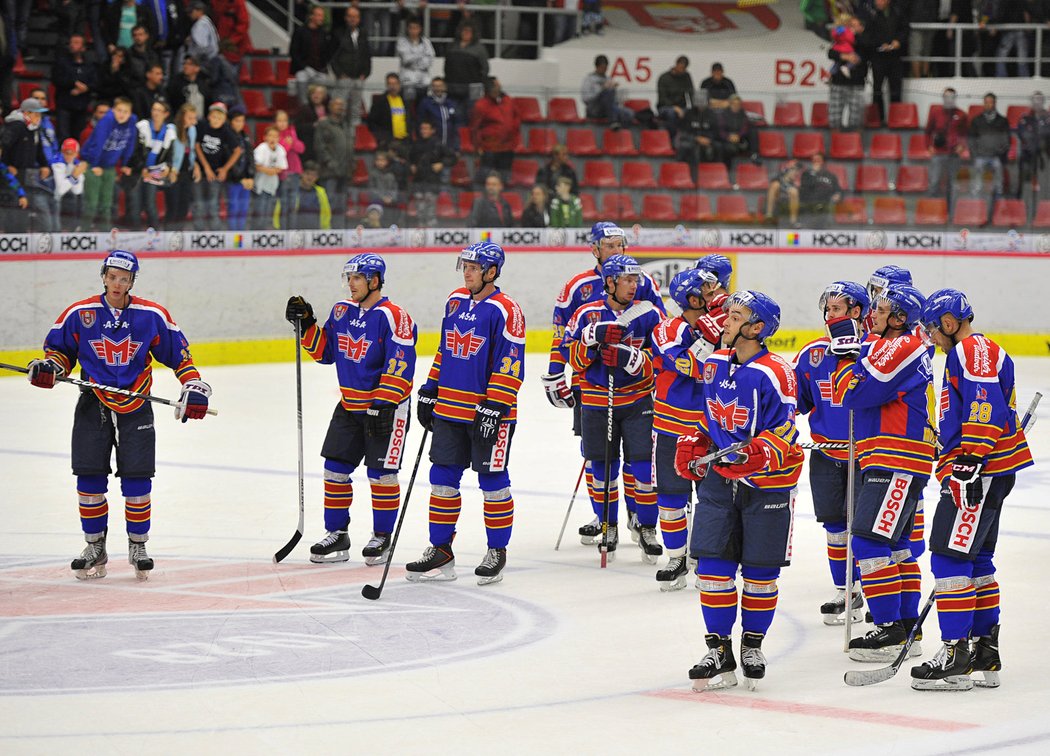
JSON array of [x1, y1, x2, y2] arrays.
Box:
[[713, 441, 773, 480], [27, 358, 64, 389], [600, 344, 645, 375], [541, 371, 575, 409], [707, 292, 729, 320], [285, 295, 317, 330], [689, 314, 723, 362], [365, 402, 397, 438], [472, 400, 506, 444], [826, 316, 862, 359], [948, 454, 983, 510], [581, 321, 624, 347], [675, 432, 712, 481], [417, 387, 437, 432], [175, 379, 212, 422]]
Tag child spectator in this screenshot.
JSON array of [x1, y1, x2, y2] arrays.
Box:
[[76, 96, 138, 231], [582, 0, 604, 35], [548, 175, 582, 227], [367, 150, 402, 225], [409, 119, 457, 226], [830, 15, 861, 79], [194, 102, 242, 231], [225, 107, 255, 230], [520, 184, 549, 228], [53, 138, 85, 231], [363, 202, 384, 228], [168, 104, 200, 231], [280, 160, 331, 229], [132, 99, 176, 230], [253, 125, 288, 230], [275, 109, 306, 232]]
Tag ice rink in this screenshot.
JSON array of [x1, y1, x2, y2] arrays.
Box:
[[2, 358, 1049, 755]]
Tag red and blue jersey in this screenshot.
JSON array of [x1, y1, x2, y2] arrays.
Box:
[[697, 348, 804, 491], [563, 300, 662, 409], [792, 337, 855, 461], [547, 265, 664, 374], [652, 315, 707, 437], [301, 296, 417, 412], [422, 287, 525, 424], [840, 334, 936, 478], [43, 294, 200, 413], [936, 333, 1033, 482]]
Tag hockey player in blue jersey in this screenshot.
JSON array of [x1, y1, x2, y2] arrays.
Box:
[[28, 250, 211, 580], [409, 242, 526, 585], [285, 253, 418, 566]]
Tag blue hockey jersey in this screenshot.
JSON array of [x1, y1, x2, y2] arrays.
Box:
[[652, 315, 707, 438]]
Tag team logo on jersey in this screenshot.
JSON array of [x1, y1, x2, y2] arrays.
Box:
[[445, 326, 486, 359], [704, 362, 717, 384], [707, 396, 750, 432], [580, 284, 593, 301], [975, 385, 987, 401], [587, 311, 603, 324], [810, 347, 825, 367], [448, 299, 461, 316], [333, 304, 348, 321], [79, 310, 96, 328], [816, 378, 843, 407], [89, 335, 142, 366], [337, 333, 371, 362]]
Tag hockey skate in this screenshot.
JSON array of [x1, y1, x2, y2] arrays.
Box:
[[475, 548, 506, 586], [405, 543, 456, 582], [310, 531, 350, 564], [71, 529, 108, 580], [637, 525, 662, 564], [598, 523, 618, 561], [820, 588, 864, 626], [361, 532, 391, 566], [970, 625, 1001, 688], [127, 533, 154, 581], [740, 632, 767, 691], [578, 517, 602, 546], [626, 512, 640, 544], [901, 617, 924, 658], [848, 621, 907, 663], [656, 556, 688, 592], [910, 640, 974, 691], [689, 634, 738, 692]]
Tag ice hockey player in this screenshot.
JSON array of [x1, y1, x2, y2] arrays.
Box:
[[910, 289, 1033, 691], [693, 253, 733, 321], [792, 281, 870, 625], [28, 250, 211, 580], [650, 268, 723, 589], [285, 253, 417, 566], [675, 290, 804, 691], [864, 264, 912, 332], [542, 221, 664, 546], [409, 242, 525, 585], [562, 254, 663, 560]]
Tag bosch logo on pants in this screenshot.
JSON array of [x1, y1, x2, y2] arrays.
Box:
[[874, 475, 910, 536]]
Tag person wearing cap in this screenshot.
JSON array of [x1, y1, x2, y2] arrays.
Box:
[[1016, 91, 1050, 200], [183, 1, 219, 70], [9, 90, 62, 231], [75, 96, 138, 232], [0, 97, 55, 232], [699, 62, 737, 108], [53, 138, 85, 230], [193, 101, 242, 231]]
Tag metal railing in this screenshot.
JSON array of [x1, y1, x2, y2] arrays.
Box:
[[908, 22, 1046, 77]]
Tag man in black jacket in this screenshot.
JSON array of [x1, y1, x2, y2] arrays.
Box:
[[290, 4, 333, 103], [331, 5, 371, 127], [410, 119, 457, 225], [167, 54, 213, 114], [864, 0, 905, 126], [798, 153, 842, 229], [468, 171, 513, 227], [828, 21, 870, 131], [367, 73, 413, 153], [969, 92, 1010, 202], [0, 98, 53, 232], [676, 93, 720, 179], [656, 55, 694, 139], [52, 34, 99, 142]]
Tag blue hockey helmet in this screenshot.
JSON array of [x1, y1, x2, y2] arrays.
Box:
[[694, 253, 733, 289], [921, 288, 974, 331], [876, 283, 926, 329], [589, 221, 628, 250], [726, 290, 781, 342], [867, 264, 913, 300], [343, 252, 386, 286], [457, 241, 505, 277], [601, 253, 641, 286], [668, 268, 706, 311], [101, 250, 139, 283], [819, 280, 870, 320]]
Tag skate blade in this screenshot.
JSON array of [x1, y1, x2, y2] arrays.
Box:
[[822, 608, 865, 626], [309, 551, 350, 564], [848, 646, 905, 663], [744, 676, 762, 692], [74, 565, 107, 580], [476, 573, 504, 586], [405, 568, 457, 583], [364, 552, 390, 566], [910, 675, 975, 692], [658, 576, 687, 592], [691, 671, 738, 692], [580, 535, 600, 546], [134, 568, 151, 581], [642, 552, 659, 565], [909, 641, 923, 658], [972, 670, 1000, 688]]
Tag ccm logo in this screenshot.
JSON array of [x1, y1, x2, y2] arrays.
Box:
[[385, 414, 407, 467], [874, 475, 909, 536]]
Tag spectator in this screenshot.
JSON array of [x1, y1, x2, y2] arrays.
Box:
[[827, 18, 869, 131], [926, 87, 968, 206], [296, 83, 329, 163], [194, 101, 242, 230], [226, 107, 255, 230], [992, 0, 1031, 78], [908, 0, 941, 78], [141, 0, 185, 78], [80, 103, 111, 147], [212, 0, 253, 71], [0, 98, 54, 232], [367, 150, 403, 224], [282, 160, 331, 229], [167, 102, 200, 230], [102, 0, 156, 56], [275, 109, 306, 232], [581, 0, 604, 35], [713, 94, 754, 168], [53, 34, 99, 142], [363, 202, 384, 228], [367, 73, 414, 152], [548, 0, 578, 45], [78, 96, 138, 231], [331, 5, 372, 127], [548, 175, 582, 227], [409, 118, 457, 226], [133, 64, 168, 121], [127, 24, 163, 83], [54, 138, 85, 231], [416, 77, 463, 151], [656, 55, 694, 138], [12, 90, 62, 232], [29, 87, 62, 177], [397, 15, 435, 107], [829, 14, 861, 81], [0, 158, 28, 231], [97, 47, 137, 103], [167, 54, 213, 115], [581, 54, 634, 130], [520, 184, 549, 227], [699, 62, 736, 108], [468, 170, 514, 226], [130, 98, 176, 230], [864, 0, 905, 126], [798, 153, 843, 229], [253, 125, 287, 229], [314, 96, 354, 229], [536, 142, 578, 195], [470, 76, 520, 185], [765, 160, 802, 226], [183, 1, 219, 71], [444, 22, 489, 107], [969, 92, 1010, 202], [1015, 90, 1050, 199], [290, 4, 334, 103], [676, 91, 719, 177]]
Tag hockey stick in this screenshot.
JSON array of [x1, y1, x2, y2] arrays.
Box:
[[600, 372, 614, 569], [0, 361, 218, 416], [554, 460, 587, 550], [844, 409, 857, 653], [362, 428, 430, 600], [273, 320, 306, 563], [615, 300, 656, 328]]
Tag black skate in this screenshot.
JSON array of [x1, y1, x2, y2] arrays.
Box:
[[128, 534, 154, 581], [740, 631, 767, 691], [405, 543, 456, 582], [901, 616, 924, 658], [598, 523, 618, 561], [656, 555, 688, 592], [310, 531, 350, 564], [578, 517, 602, 546], [475, 548, 507, 586], [910, 640, 974, 691], [71, 529, 108, 580], [637, 525, 663, 564], [970, 624, 1001, 688], [361, 532, 391, 566], [689, 633, 738, 692], [848, 621, 907, 663], [820, 588, 864, 626]]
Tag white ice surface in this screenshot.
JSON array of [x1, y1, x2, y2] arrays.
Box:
[[1, 357, 1049, 755]]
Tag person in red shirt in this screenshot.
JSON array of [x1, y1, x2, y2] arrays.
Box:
[[925, 87, 968, 207], [469, 76, 520, 187]]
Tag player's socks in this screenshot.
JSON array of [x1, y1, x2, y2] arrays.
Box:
[[657, 495, 688, 553], [697, 563, 739, 637], [973, 575, 1001, 636], [322, 473, 353, 533], [368, 474, 400, 535], [898, 557, 923, 619], [428, 486, 462, 547], [482, 490, 514, 549], [77, 474, 109, 533], [933, 579, 976, 643], [741, 573, 779, 636], [824, 524, 848, 588]]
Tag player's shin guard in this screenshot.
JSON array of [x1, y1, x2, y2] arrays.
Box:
[[367, 469, 400, 535], [657, 494, 688, 555], [480, 472, 513, 549], [428, 464, 464, 546], [931, 574, 976, 641], [630, 466, 658, 527], [322, 461, 354, 532], [896, 552, 923, 621], [622, 463, 638, 517], [121, 478, 151, 536], [853, 537, 903, 625], [741, 567, 780, 636], [589, 459, 620, 523], [973, 574, 1001, 637], [77, 475, 109, 534], [825, 523, 848, 588], [697, 558, 739, 637]]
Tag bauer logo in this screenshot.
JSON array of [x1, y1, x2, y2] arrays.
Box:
[[894, 233, 942, 249], [727, 231, 774, 247], [59, 234, 97, 252], [0, 234, 29, 253], [189, 233, 226, 250]]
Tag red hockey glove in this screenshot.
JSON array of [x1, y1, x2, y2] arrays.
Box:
[[675, 432, 712, 481], [947, 454, 983, 510], [713, 441, 773, 480], [541, 371, 575, 409], [27, 358, 64, 389], [175, 379, 212, 422], [600, 344, 645, 375], [581, 321, 624, 347], [707, 292, 729, 319]]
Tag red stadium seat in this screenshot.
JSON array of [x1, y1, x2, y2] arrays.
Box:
[[873, 197, 907, 225], [352, 158, 369, 186], [274, 59, 291, 84], [566, 127, 601, 156], [810, 102, 829, 128], [830, 131, 864, 160], [1006, 105, 1027, 129], [456, 191, 476, 219], [742, 100, 766, 124], [952, 198, 988, 227], [659, 161, 695, 190], [907, 134, 930, 161], [621, 161, 658, 189], [601, 192, 638, 222], [864, 104, 881, 128], [248, 58, 276, 86], [896, 165, 929, 193], [1034, 200, 1050, 229], [773, 101, 805, 127], [967, 104, 984, 123], [696, 162, 731, 191], [271, 91, 297, 115], [450, 160, 472, 187], [502, 191, 524, 219], [581, 160, 617, 188], [855, 165, 889, 192], [642, 194, 677, 222], [436, 192, 458, 220], [242, 90, 270, 118], [991, 199, 1027, 228], [680, 194, 714, 223], [603, 129, 638, 157], [869, 133, 902, 160], [640, 129, 674, 157], [548, 97, 583, 123], [758, 131, 788, 159], [887, 102, 919, 129], [792, 131, 825, 159], [914, 198, 948, 226], [524, 127, 556, 155], [509, 158, 538, 188], [514, 97, 544, 123], [716, 195, 753, 223], [580, 192, 599, 222], [253, 121, 269, 144], [735, 163, 769, 191], [624, 98, 652, 113], [834, 197, 867, 225], [826, 162, 850, 191], [355, 123, 377, 152]]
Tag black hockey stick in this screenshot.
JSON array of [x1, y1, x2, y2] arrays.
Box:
[[843, 588, 935, 687], [273, 320, 306, 563], [554, 460, 587, 550], [600, 372, 614, 569], [362, 428, 430, 600]]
